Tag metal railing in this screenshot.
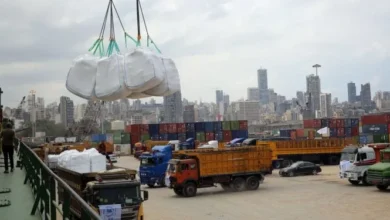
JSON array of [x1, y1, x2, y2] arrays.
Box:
[[18, 141, 101, 220]]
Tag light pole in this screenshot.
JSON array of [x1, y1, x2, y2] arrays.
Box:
[[313, 64, 321, 76]]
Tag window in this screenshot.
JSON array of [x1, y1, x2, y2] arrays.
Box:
[[181, 164, 189, 171], [189, 164, 196, 170]]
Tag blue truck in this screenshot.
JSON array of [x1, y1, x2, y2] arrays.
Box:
[[139, 145, 173, 187]]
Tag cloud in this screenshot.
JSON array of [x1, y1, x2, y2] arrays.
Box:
[[1, 0, 390, 108]]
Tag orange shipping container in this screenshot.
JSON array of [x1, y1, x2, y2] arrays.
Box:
[[296, 129, 305, 137], [290, 131, 297, 140]]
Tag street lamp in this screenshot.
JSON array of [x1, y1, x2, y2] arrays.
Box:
[[312, 64, 321, 76]]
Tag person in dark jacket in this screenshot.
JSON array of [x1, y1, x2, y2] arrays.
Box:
[[1, 123, 15, 173], [98, 141, 113, 168]]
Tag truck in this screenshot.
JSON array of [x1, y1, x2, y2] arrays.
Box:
[[165, 143, 273, 197], [139, 145, 173, 187], [366, 143, 390, 190], [57, 166, 148, 219], [134, 140, 169, 158], [225, 138, 245, 147], [339, 143, 388, 185]]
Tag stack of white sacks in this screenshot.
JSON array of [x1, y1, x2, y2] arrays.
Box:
[[51, 148, 107, 173], [66, 47, 181, 101]]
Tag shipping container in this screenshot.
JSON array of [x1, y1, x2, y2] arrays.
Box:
[[313, 119, 321, 128], [178, 133, 186, 142], [362, 124, 388, 135], [111, 120, 125, 130], [91, 134, 100, 142], [168, 123, 177, 133], [230, 121, 239, 130], [320, 119, 329, 128], [195, 122, 205, 132], [168, 133, 178, 140], [290, 131, 297, 140], [148, 124, 159, 136], [159, 133, 169, 141], [186, 132, 196, 139], [223, 131, 232, 142], [351, 127, 359, 136], [196, 132, 205, 142], [231, 130, 240, 139], [128, 124, 140, 134], [373, 134, 389, 143], [303, 129, 315, 137], [279, 129, 293, 138], [115, 144, 131, 155], [345, 127, 352, 137], [222, 121, 231, 130], [214, 121, 222, 131], [336, 119, 345, 128], [388, 124, 390, 134], [159, 124, 168, 134], [328, 119, 337, 128], [238, 130, 248, 139], [344, 119, 351, 127], [351, 118, 359, 127], [185, 123, 195, 132], [113, 131, 122, 144], [330, 128, 337, 137], [130, 134, 140, 145], [359, 134, 374, 144], [215, 131, 223, 141], [238, 120, 248, 130], [361, 114, 389, 125], [337, 128, 345, 137], [204, 122, 214, 132], [205, 132, 215, 141], [308, 130, 315, 139], [303, 120, 314, 128], [140, 124, 149, 134], [106, 133, 113, 144], [121, 133, 130, 144], [177, 123, 186, 133], [150, 134, 159, 141], [296, 129, 305, 137], [125, 125, 132, 133], [141, 134, 151, 141]]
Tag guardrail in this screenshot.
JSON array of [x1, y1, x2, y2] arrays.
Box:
[[18, 141, 101, 220]]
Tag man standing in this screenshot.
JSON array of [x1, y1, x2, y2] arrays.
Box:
[[98, 141, 113, 168], [0, 123, 15, 173]]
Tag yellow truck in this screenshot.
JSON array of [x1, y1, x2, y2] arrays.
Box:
[[165, 143, 273, 197]]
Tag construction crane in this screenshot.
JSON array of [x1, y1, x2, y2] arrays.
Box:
[[13, 96, 26, 119]]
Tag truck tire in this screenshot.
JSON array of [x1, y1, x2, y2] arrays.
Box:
[[173, 188, 184, 196], [183, 182, 197, 197], [348, 179, 360, 185], [376, 184, 388, 191], [231, 177, 246, 192], [158, 176, 166, 187], [362, 173, 371, 186], [245, 176, 260, 190], [274, 161, 281, 169]]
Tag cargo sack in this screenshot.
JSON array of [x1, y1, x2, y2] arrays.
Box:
[[95, 53, 131, 101], [66, 54, 98, 100], [123, 48, 165, 92], [127, 92, 151, 99]]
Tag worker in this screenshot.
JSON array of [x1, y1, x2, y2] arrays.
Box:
[[98, 141, 113, 168], [0, 123, 15, 173]]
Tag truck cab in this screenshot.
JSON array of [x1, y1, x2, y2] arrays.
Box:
[[178, 138, 197, 150], [198, 140, 218, 149], [225, 138, 245, 147], [366, 144, 390, 190], [139, 145, 173, 187], [339, 145, 378, 185]]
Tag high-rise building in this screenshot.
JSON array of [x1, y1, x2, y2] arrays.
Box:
[[183, 105, 195, 122], [306, 74, 321, 114], [320, 93, 332, 118], [360, 83, 372, 111], [74, 103, 87, 122], [223, 94, 230, 111], [36, 97, 45, 120], [247, 88, 259, 101], [163, 91, 183, 123], [216, 90, 224, 104], [296, 91, 305, 106], [59, 96, 74, 128], [231, 101, 260, 124], [257, 68, 269, 105], [46, 102, 58, 122], [348, 82, 357, 103]]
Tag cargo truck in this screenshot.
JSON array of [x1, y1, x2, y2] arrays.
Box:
[[139, 145, 172, 187], [165, 144, 273, 197], [340, 143, 388, 185], [366, 144, 390, 190], [57, 166, 148, 220]]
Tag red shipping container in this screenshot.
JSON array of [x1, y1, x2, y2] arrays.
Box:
[[296, 129, 305, 137], [386, 114, 390, 123], [205, 132, 215, 141], [329, 119, 337, 128], [168, 123, 177, 133], [128, 124, 141, 134], [290, 131, 297, 140], [336, 119, 345, 128], [303, 120, 314, 128], [238, 120, 248, 130], [313, 119, 321, 128], [223, 131, 232, 142], [337, 128, 345, 137], [177, 123, 186, 133], [140, 124, 149, 134], [125, 125, 132, 133], [159, 124, 168, 133], [130, 134, 140, 145], [388, 124, 390, 134], [351, 127, 359, 136], [361, 114, 388, 125]]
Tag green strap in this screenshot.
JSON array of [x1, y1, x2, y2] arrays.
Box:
[[125, 32, 137, 48], [106, 40, 120, 56], [88, 39, 100, 52]]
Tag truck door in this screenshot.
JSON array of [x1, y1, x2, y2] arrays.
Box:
[[180, 162, 198, 182]]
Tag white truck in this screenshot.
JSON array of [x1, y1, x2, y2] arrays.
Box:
[[339, 145, 377, 185]]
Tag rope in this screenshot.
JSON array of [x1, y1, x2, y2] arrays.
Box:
[[139, 0, 161, 53]]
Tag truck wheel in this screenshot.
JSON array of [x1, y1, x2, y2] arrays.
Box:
[[245, 176, 260, 190], [376, 185, 388, 191], [231, 177, 246, 192], [158, 176, 166, 187], [173, 188, 183, 196], [348, 179, 360, 185], [274, 161, 281, 169], [362, 174, 371, 186], [221, 183, 232, 191], [183, 182, 197, 197], [288, 171, 295, 177]]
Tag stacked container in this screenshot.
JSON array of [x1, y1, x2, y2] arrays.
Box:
[[302, 118, 360, 139], [360, 114, 390, 144]]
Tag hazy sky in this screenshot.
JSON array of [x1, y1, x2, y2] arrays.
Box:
[[1, 0, 389, 108]]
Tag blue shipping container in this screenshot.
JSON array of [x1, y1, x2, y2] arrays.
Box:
[[238, 130, 248, 139], [168, 133, 178, 140], [148, 124, 159, 136], [362, 124, 388, 135], [159, 133, 169, 141], [99, 134, 107, 142], [231, 130, 240, 139], [151, 134, 159, 141], [330, 128, 337, 137], [351, 119, 359, 127], [345, 127, 352, 137], [215, 131, 223, 141], [214, 122, 222, 131], [204, 122, 214, 132], [186, 132, 196, 139], [279, 129, 292, 138], [321, 119, 329, 127], [359, 134, 373, 144], [91, 134, 100, 142], [344, 119, 351, 127], [195, 122, 205, 132], [178, 133, 186, 142], [186, 123, 195, 132]]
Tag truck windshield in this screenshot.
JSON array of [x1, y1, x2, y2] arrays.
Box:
[[381, 152, 390, 162], [95, 186, 141, 206], [340, 153, 355, 162], [140, 158, 155, 166], [167, 163, 176, 173]]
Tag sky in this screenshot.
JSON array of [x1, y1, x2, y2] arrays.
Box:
[[1, 0, 389, 108]]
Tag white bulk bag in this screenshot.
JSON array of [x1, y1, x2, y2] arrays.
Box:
[[144, 57, 181, 96], [127, 92, 151, 99], [95, 53, 131, 101], [124, 48, 164, 92], [66, 54, 97, 100]]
